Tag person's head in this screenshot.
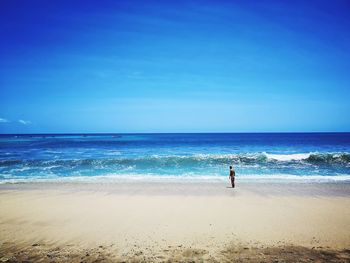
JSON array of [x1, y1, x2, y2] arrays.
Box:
[[230, 166, 232, 169]]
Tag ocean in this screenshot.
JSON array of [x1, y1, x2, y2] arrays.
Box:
[[1, 133, 350, 183]]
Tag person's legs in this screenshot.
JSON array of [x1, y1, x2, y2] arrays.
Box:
[[231, 177, 235, 188]]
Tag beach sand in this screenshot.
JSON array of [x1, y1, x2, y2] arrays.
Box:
[[1, 181, 350, 262]]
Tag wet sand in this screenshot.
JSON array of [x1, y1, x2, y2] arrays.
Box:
[[1, 181, 350, 262]]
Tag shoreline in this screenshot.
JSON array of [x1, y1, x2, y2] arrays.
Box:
[[1, 181, 350, 262], [2, 173, 350, 184], [1, 180, 350, 196]]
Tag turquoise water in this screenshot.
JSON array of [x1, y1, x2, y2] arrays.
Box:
[[1, 133, 350, 183]]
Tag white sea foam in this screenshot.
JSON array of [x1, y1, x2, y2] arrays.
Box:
[[1, 173, 350, 184], [264, 153, 311, 161]]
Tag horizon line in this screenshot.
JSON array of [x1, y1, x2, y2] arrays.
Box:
[[1, 131, 350, 136]]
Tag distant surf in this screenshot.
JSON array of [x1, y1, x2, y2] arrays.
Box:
[[1, 133, 350, 183], [1, 152, 350, 167]]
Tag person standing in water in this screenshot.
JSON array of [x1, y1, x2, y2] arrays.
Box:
[[229, 166, 235, 188]]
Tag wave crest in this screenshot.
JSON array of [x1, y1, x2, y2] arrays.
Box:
[[1, 152, 350, 168]]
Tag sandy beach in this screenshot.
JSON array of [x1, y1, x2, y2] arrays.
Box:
[[1, 181, 350, 262], [2, 0, 350, 260]]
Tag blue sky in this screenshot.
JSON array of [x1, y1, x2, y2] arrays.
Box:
[[1, 0, 349, 133]]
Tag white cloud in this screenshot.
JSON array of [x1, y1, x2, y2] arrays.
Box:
[[18, 119, 31, 125], [0, 118, 9, 123]]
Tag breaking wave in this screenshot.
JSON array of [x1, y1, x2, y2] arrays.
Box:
[[1, 152, 350, 168]]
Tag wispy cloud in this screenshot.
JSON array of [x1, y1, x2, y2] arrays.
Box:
[[18, 119, 31, 125], [0, 118, 9, 123]]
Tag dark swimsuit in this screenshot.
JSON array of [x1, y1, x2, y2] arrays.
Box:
[[230, 170, 235, 188]]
